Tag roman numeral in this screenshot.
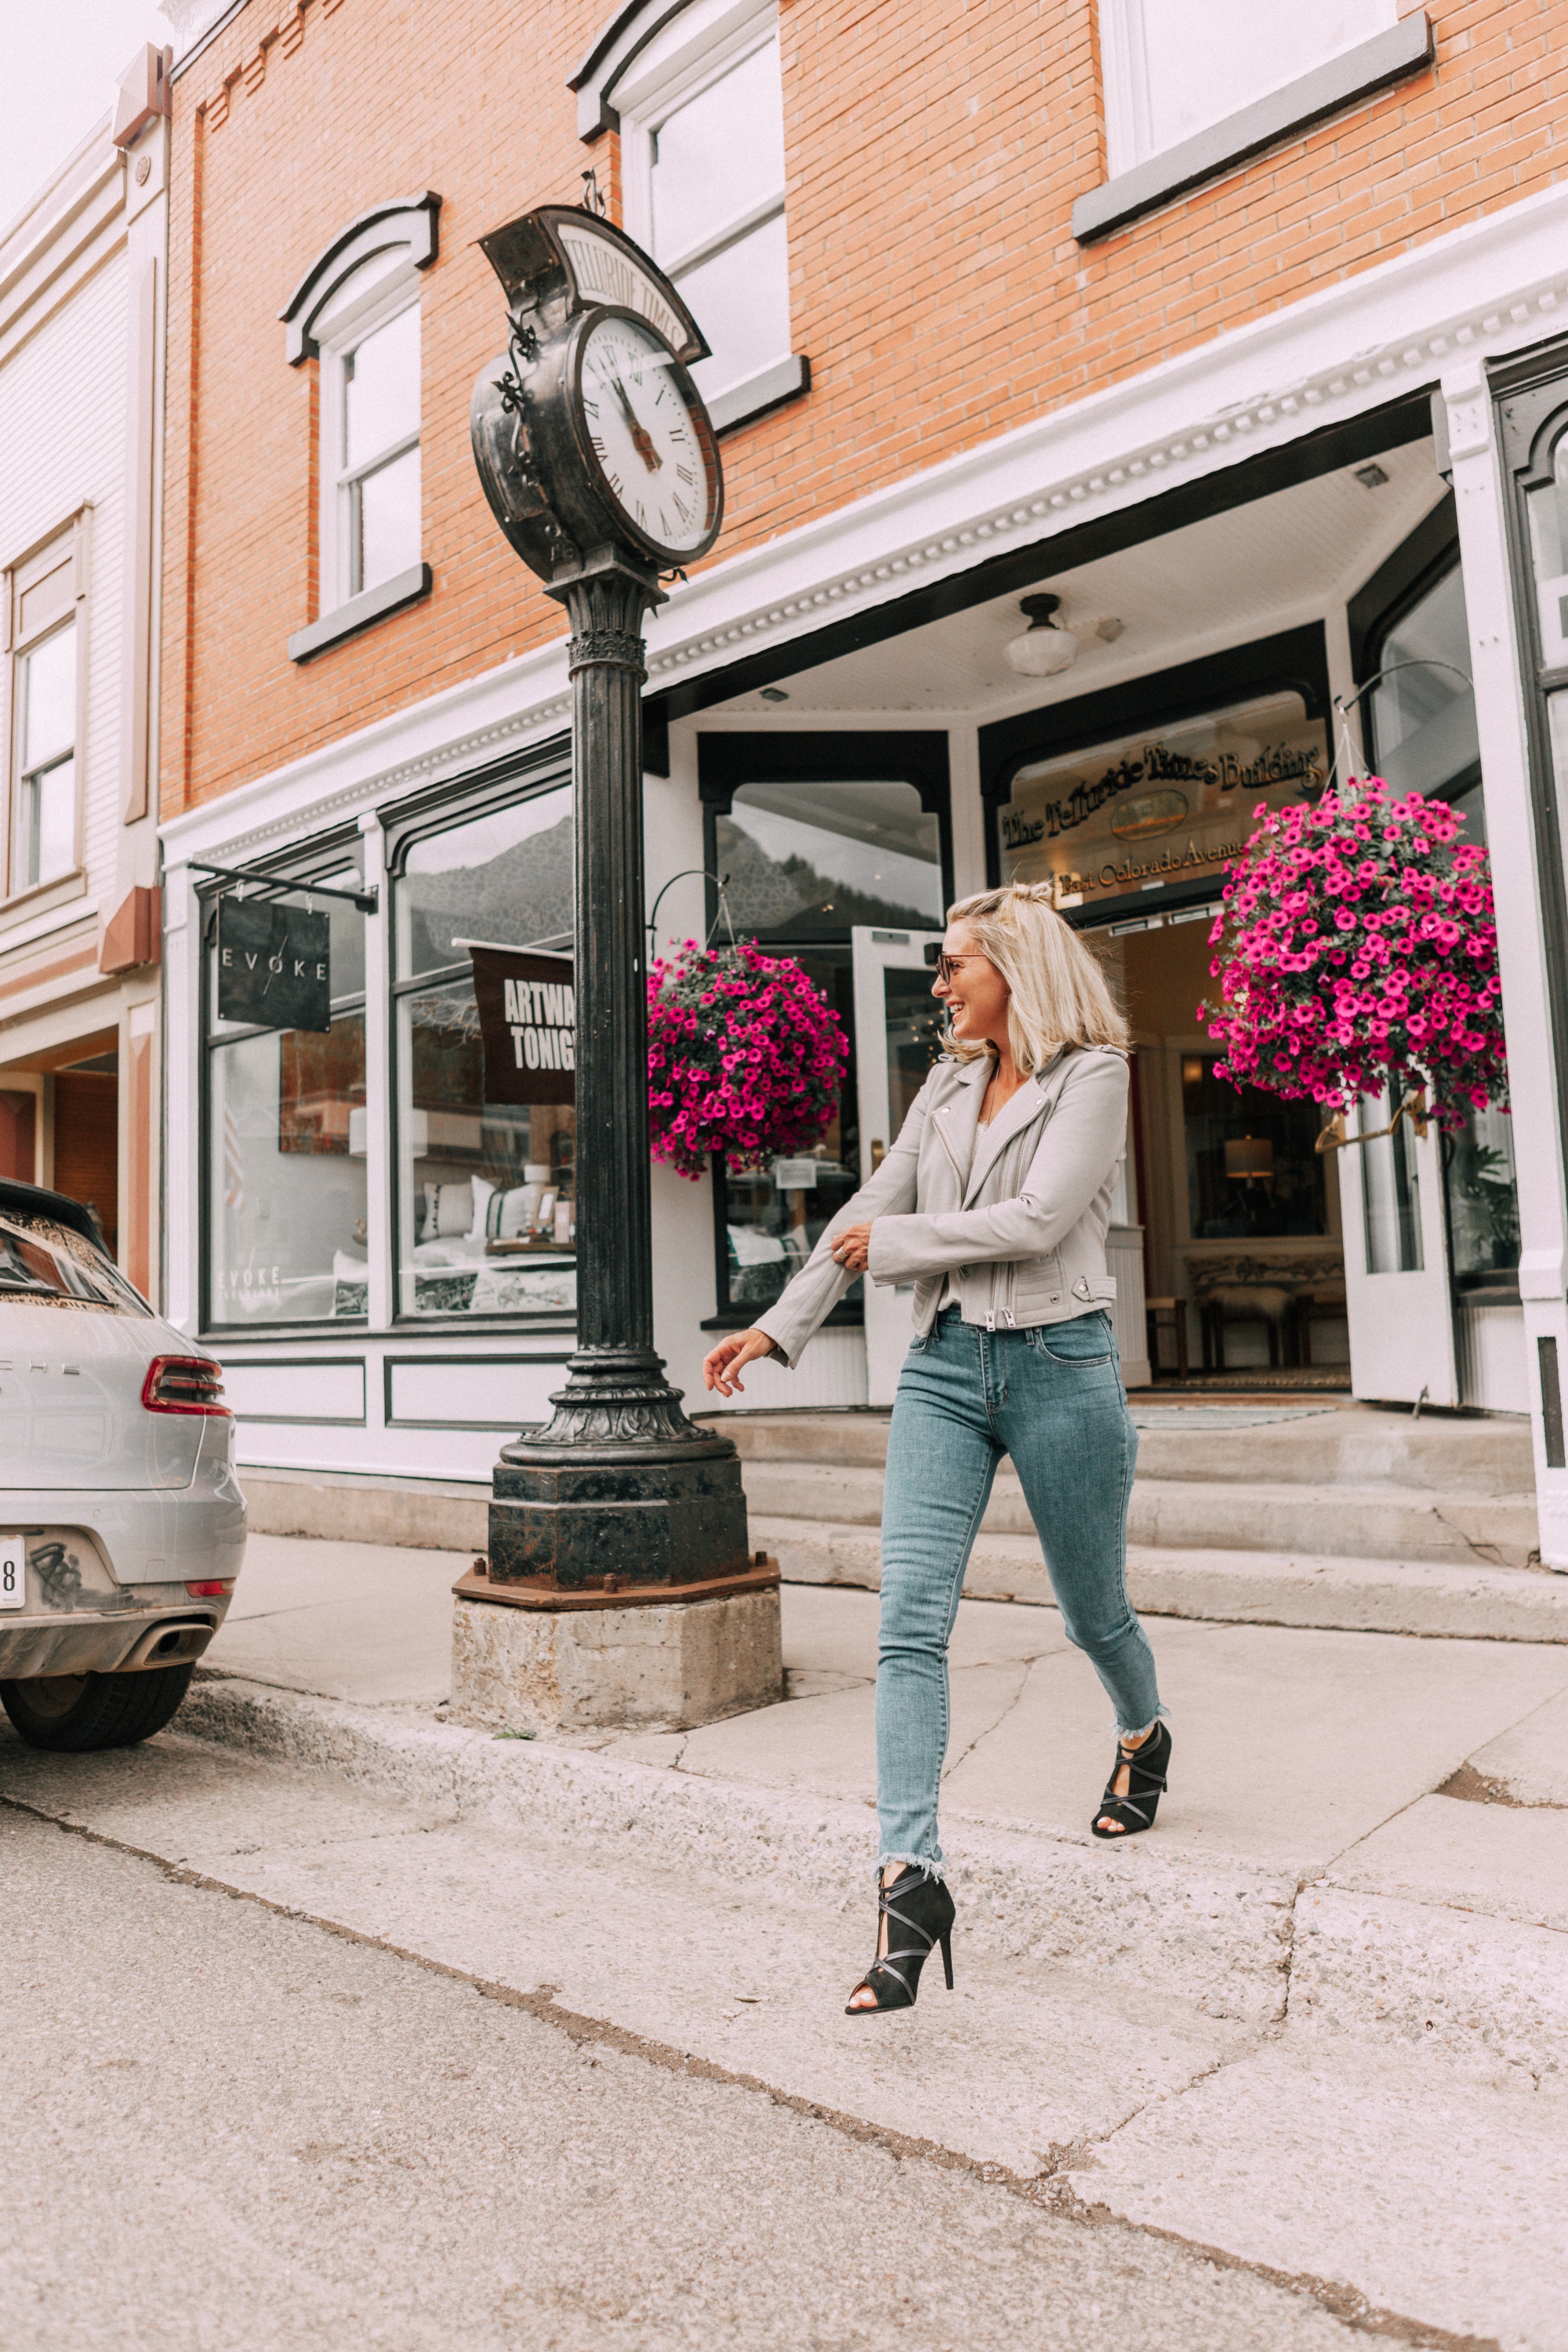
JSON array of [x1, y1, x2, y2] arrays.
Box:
[[591, 435, 608, 459], [676, 463, 694, 484]]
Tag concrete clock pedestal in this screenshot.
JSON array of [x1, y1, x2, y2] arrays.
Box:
[[450, 1559, 782, 1734]]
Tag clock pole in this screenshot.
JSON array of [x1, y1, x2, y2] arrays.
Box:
[[485, 543, 755, 1595]]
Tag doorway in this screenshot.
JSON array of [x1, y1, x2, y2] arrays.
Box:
[[50, 1054, 119, 1251]]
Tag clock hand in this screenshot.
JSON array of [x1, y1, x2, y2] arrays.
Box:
[[612, 376, 662, 472]]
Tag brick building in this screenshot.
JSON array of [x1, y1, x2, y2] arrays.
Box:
[[156, 0, 1568, 1564], [0, 45, 171, 1298]]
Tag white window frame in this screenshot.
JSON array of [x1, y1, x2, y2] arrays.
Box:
[[1098, 0, 1400, 176], [314, 260, 423, 626], [2, 517, 88, 915], [616, 0, 805, 434]]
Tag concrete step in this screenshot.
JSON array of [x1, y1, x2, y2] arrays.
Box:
[[740, 1461, 1540, 1569], [711, 1404, 1537, 1497], [752, 1513, 1568, 1642]]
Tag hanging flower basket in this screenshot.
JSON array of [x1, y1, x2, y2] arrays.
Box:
[[1198, 776, 1506, 1132], [647, 938, 850, 1181]]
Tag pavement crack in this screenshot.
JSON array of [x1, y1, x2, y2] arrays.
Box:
[[939, 1662, 1030, 1781], [1429, 1506, 1507, 1570]]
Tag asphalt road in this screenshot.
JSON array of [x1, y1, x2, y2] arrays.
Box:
[[0, 1804, 1359, 2352]]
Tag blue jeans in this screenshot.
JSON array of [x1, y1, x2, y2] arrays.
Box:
[[877, 1306, 1160, 1874]]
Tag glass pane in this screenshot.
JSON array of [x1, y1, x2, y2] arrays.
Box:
[[1446, 1105, 1520, 1290], [343, 303, 419, 470], [884, 967, 943, 1138], [354, 443, 421, 595], [397, 976, 576, 1321], [1181, 1056, 1329, 1239], [397, 786, 573, 979], [209, 1014, 368, 1324], [713, 780, 942, 946], [20, 754, 75, 887], [679, 212, 790, 401], [719, 950, 859, 1317], [1368, 564, 1478, 800], [1360, 1087, 1424, 1273], [1138, 0, 1391, 157], [652, 38, 784, 263], [0, 1206, 150, 1315], [21, 622, 74, 769]]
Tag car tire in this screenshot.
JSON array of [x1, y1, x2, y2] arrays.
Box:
[[0, 1664, 196, 1752]]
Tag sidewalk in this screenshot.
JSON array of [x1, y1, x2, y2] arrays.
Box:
[[42, 1531, 1568, 2346]]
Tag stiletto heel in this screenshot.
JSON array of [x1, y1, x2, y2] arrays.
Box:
[[1091, 1719, 1171, 1838], [845, 1864, 956, 2013]]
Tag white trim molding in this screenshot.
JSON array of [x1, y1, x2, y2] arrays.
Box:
[[279, 193, 440, 366]]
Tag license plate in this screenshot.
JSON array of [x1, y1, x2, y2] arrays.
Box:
[[0, 1537, 24, 1610]]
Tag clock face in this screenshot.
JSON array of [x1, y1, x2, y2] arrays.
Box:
[[575, 314, 720, 559]]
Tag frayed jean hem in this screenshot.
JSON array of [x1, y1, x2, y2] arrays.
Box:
[[877, 1851, 947, 1884], [1115, 1706, 1169, 1740]]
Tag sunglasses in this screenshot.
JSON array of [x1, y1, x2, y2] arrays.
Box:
[[934, 953, 984, 985]]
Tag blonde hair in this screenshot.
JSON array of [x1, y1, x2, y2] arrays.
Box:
[[942, 882, 1129, 1072]]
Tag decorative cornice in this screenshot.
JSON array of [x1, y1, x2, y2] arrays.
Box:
[[162, 173, 1568, 872]]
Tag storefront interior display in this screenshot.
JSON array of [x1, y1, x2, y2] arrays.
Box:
[[698, 741, 951, 1327]]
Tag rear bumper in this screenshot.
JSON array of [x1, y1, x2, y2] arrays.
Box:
[[0, 1600, 227, 1681], [0, 1475, 246, 1588], [0, 1478, 245, 1682]]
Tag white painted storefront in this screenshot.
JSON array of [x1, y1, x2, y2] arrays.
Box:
[[160, 178, 1568, 1566]]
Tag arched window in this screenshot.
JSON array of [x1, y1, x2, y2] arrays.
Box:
[[278, 194, 440, 659], [570, 2, 805, 433]]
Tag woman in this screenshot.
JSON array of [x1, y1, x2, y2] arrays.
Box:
[[702, 881, 1170, 2016]]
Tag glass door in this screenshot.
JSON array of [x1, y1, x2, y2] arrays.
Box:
[[1340, 1088, 1460, 1405], [851, 926, 944, 1404]]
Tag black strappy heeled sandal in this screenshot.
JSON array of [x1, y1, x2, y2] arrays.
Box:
[[845, 1864, 956, 2014], [1091, 1719, 1172, 1839]]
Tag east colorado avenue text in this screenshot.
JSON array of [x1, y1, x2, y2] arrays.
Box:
[[1050, 835, 1247, 895], [1002, 739, 1325, 847]]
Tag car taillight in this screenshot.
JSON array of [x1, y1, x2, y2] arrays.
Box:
[[142, 1356, 231, 1417], [186, 1579, 234, 1598]]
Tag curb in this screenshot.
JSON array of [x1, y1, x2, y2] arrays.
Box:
[[179, 1675, 1294, 2024]]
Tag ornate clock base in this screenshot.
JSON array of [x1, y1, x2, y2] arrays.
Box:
[[487, 1347, 750, 1592]]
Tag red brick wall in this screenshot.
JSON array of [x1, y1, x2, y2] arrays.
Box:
[[161, 0, 1567, 816]]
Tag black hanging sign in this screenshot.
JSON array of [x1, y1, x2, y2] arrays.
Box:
[[470, 946, 575, 1105], [216, 899, 332, 1033]]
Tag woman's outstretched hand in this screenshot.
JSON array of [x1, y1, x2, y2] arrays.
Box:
[[702, 1328, 778, 1396]]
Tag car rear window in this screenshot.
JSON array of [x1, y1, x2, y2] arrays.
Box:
[[0, 1210, 152, 1315]]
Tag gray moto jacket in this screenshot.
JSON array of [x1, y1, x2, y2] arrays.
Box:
[[752, 1045, 1128, 1370]]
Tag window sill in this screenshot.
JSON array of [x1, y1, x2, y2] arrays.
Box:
[[0, 868, 88, 931], [710, 354, 810, 437], [289, 561, 432, 665], [1073, 12, 1434, 245]]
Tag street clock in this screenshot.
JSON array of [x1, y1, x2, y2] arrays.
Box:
[[470, 207, 724, 582]]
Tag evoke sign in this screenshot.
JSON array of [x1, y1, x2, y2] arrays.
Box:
[[216, 899, 331, 1033]]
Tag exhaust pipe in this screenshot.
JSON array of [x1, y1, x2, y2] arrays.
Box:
[[118, 1619, 216, 1671]]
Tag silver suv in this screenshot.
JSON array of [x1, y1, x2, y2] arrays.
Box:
[[0, 1180, 245, 1751]]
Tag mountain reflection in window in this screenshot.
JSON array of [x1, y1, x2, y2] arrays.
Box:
[[716, 781, 942, 942]]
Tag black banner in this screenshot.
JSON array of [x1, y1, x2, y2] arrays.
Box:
[[216, 899, 331, 1033], [470, 946, 575, 1105]]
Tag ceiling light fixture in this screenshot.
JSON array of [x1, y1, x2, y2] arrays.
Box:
[[1006, 593, 1080, 678]]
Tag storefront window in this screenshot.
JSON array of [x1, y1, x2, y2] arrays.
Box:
[[393, 784, 576, 1322], [706, 776, 945, 1322], [205, 861, 367, 1327], [1180, 1055, 1328, 1240], [1445, 1105, 1521, 1292], [1367, 563, 1479, 804], [715, 780, 943, 942]]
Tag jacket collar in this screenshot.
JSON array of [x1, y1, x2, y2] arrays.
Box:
[[963, 1048, 1074, 1205], [931, 1054, 989, 1184]]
